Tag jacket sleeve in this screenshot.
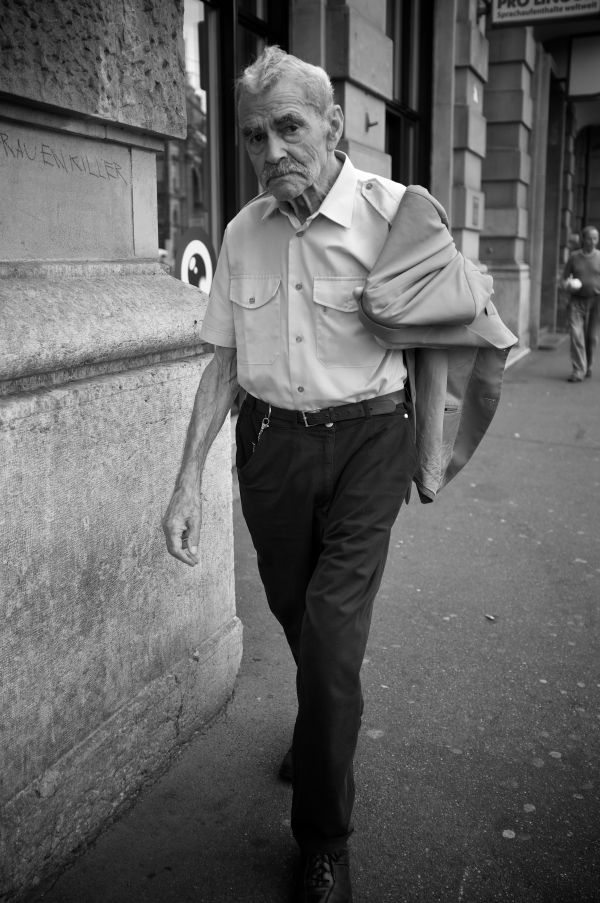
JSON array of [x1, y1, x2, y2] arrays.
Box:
[[408, 345, 511, 504]]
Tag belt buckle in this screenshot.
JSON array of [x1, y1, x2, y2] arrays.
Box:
[[301, 409, 333, 428], [301, 410, 318, 428]]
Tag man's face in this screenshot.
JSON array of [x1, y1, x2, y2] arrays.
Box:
[[582, 229, 599, 253], [239, 77, 336, 203]]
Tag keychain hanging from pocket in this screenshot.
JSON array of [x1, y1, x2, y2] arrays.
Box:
[[252, 404, 271, 453]]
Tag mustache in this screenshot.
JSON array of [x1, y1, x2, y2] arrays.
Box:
[[262, 159, 310, 182]]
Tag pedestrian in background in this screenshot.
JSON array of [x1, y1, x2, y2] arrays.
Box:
[[562, 225, 600, 382]]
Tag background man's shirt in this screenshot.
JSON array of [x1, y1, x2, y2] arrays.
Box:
[[566, 248, 600, 298], [200, 153, 408, 409]]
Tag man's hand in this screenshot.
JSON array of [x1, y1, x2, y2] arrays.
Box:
[[162, 345, 238, 569], [162, 485, 202, 567]]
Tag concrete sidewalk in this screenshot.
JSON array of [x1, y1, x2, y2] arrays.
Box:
[[25, 337, 600, 903]]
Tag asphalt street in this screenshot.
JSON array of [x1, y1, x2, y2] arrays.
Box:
[[26, 336, 600, 903]]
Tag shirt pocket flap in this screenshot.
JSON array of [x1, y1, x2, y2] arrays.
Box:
[[230, 276, 281, 310], [313, 277, 364, 312]]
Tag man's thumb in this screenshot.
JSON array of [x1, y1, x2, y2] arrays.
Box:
[[187, 517, 201, 555]]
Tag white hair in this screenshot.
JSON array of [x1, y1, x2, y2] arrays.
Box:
[[235, 45, 335, 118]]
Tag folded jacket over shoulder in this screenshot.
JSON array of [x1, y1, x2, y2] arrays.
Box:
[[359, 184, 517, 350], [358, 184, 518, 502]]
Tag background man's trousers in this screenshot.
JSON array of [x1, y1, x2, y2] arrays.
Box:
[[568, 296, 599, 378], [236, 397, 417, 853]]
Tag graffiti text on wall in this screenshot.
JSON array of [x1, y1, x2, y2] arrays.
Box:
[[0, 131, 128, 185]]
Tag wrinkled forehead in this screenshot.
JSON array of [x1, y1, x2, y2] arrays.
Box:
[[238, 77, 322, 127]]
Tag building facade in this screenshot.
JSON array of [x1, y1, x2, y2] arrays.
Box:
[[162, 0, 600, 351]]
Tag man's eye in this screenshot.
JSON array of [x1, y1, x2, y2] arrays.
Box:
[[283, 124, 299, 135], [246, 133, 265, 145]]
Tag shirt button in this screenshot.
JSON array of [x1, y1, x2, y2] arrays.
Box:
[[365, 182, 373, 190], [295, 336, 303, 343], [249, 296, 255, 304], [297, 386, 304, 393], [295, 282, 303, 290]]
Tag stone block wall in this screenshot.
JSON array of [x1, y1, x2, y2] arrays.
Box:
[[292, 0, 393, 177], [0, 114, 160, 262], [430, 0, 457, 215], [0, 1, 241, 898], [481, 25, 537, 345], [0, 277, 241, 897], [451, 1, 489, 260], [431, 0, 488, 261], [0, 0, 186, 138]]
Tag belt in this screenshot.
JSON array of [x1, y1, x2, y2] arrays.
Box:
[[245, 389, 406, 427]]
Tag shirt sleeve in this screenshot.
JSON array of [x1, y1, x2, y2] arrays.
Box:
[[199, 229, 236, 348]]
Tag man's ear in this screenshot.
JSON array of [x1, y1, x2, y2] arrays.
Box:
[[326, 105, 344, 151]]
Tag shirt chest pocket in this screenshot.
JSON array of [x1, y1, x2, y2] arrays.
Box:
[[230, 276, 281, 365], [313, 276, 383, 369]]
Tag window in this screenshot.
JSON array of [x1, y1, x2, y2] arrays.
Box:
[[157, 1, 288, 282], [182, 1, 219, 242], [157, 0, 220, 269], [235, 22, 269, 207], [385, 0, 433, 186], [238, 0, 268, 16], [224, 1, 289, 217]]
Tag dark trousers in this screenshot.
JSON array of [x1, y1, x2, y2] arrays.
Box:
[[236, 397, 417, 853]]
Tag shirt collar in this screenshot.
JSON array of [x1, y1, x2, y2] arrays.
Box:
[[316, 153, 356, 227], [260, 152, 356, 227]]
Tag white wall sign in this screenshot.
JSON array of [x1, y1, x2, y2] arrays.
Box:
[[492, 0, 600, 26]]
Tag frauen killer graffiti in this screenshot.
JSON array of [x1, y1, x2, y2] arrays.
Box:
[[0, 130, 128, 184]]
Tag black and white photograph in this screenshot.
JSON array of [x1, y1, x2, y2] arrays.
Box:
[[1, 1, 599, 901]]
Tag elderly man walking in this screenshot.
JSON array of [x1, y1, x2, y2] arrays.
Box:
[[563, 225, 600, 382], [163, 45, 511, 902]]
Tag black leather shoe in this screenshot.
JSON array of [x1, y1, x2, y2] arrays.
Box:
[[300, 850, 352, 902], [279, 746, 293, 782]]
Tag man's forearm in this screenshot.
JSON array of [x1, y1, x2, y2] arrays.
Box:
[[163, 346, 238, 566], [175, 346, 239, 493]]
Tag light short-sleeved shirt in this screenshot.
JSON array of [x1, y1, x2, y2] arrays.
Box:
[[200, 153, 408, 410]]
